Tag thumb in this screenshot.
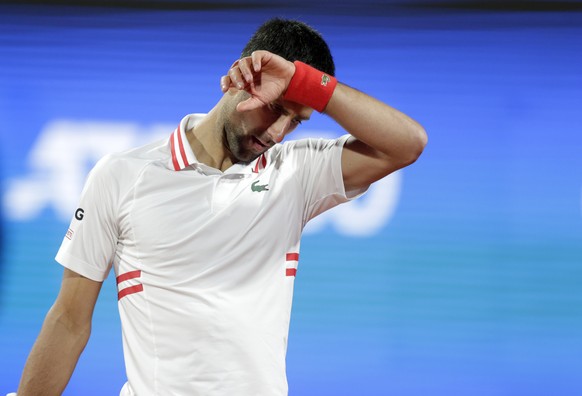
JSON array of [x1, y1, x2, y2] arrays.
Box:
[[236, 96, 265, 112]]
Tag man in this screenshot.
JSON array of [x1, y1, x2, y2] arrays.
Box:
[[16, 18, 427, 395]]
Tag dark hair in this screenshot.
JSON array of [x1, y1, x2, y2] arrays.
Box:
[[241, 18, 335, 76]]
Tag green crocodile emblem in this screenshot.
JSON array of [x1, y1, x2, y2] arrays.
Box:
[[251, 180, 269, 193], [321, 74, 331, 86]]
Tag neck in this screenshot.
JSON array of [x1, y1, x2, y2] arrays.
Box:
[[185, 101, 235, 172]]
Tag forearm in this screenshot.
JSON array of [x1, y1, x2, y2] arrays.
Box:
[[325, 83, 427, 165], [18, 305, 91, 395]]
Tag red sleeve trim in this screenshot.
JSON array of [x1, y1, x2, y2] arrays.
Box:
[[116, 270, 141, 284], [118, 284, 144, 300]]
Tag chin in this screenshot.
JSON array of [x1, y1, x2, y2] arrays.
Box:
[[236, 150, 260, 163]]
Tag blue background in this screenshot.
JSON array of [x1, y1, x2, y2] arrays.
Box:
[[1, 2, 582, 395]]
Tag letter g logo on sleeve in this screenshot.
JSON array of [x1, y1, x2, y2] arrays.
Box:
[[75, 208, 85, 221]]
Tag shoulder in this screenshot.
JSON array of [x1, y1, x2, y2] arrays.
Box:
[[269, 135, 350, 160], [91, 137, 168, 179], [84, 137, 169, 198], [284, 135, 349, 151]]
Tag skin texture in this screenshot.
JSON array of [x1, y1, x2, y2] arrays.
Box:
[[16, 49, 427, 395]]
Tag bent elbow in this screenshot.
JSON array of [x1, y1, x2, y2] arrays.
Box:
[[418, 126, 428, 150], [403, 126, 428, 166]]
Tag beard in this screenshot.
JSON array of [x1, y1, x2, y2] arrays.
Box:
[[222, 117, 263, 163]]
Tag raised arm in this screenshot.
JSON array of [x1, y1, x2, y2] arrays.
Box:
[[17, 268, 102, 396], [221, 50, 427, 191], [325, 83, 427, 191]]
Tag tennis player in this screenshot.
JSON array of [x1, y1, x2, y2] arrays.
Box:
[[16, 18, 427, 395]]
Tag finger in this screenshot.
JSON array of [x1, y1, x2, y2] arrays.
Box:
[[220, 75, 232, 92], [251, 51, 265, 72], [237, 57, 254, 84], [228, 67, 246, 90], [236, 96, 265, 113], [221, 60, 239, 91]]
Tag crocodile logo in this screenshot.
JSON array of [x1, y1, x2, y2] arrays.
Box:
[[251, 180, 269, 193], [321, 74, 331, 86]]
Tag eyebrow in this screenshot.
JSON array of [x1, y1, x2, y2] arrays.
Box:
[[274, 102, 311, 122]]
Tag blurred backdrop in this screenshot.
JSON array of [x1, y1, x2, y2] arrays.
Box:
[[1, 1, 581, 395]]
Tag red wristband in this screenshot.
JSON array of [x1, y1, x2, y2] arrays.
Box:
[[283, 61, 337, 112]]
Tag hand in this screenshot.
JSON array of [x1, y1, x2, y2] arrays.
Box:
[[220, 50, 296, 112]]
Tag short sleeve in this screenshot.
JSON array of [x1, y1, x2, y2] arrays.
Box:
[[55, 155, 120, 281], [284, 135, 367, 224]]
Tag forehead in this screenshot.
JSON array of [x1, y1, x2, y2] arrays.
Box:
[[278, 98, 314, 121]]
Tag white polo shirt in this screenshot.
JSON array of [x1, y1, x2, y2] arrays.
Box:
[[56, 114, 363, 396]]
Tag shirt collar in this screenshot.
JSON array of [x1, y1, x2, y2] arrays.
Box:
[[169, 115, 198, 171]]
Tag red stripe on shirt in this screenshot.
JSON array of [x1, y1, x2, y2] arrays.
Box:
[[118, 284, 144, 300], [116, 270, 141, 284], [176, 124, 189, 167], [252, 154, 267, 173], [286, 253, 299, 277], [170, 130, 180, 170]]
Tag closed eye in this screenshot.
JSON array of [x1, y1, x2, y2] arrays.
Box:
[[270, 103, 284, 116], [270, 102, 307, 127]]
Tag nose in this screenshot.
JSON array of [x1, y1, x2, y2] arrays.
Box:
[[265, 115, 293, 144]]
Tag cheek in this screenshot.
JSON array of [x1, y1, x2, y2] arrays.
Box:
[[241, 107, 279, 134]]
